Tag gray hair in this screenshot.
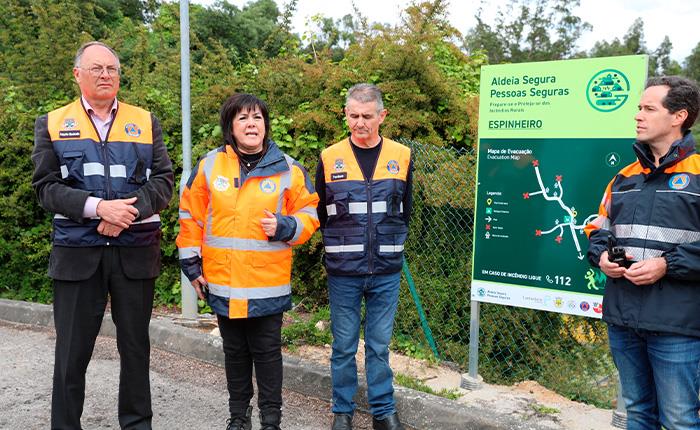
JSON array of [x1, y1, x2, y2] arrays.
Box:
[[74, 41, 120, 68], [346, 83, 384, 112]]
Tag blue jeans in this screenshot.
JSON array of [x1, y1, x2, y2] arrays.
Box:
[[328, 272, 401, 418], [607, 323, 700, 430]]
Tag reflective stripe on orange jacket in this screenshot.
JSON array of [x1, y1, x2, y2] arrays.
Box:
[[177, 141, 319, 319]]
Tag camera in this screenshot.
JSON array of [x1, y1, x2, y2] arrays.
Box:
[[607, 236, 632, 268]]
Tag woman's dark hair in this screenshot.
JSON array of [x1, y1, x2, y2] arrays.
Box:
[[646, 76, 700, 132], [220, 93, 271, 147]]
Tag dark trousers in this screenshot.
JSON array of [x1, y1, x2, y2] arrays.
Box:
[[217, 313, 283, 417], [51, 247, 155, 430]]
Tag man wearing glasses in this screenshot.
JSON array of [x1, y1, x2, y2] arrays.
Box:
[[31, 41, 174, 429]]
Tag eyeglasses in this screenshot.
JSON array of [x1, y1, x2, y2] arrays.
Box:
[[81, 66, 120, 77]]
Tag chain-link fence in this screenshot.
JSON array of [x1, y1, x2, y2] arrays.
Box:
[[394, 139, 617, 408]]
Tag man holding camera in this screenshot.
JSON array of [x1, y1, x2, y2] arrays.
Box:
[[586, 76, 700, 429]]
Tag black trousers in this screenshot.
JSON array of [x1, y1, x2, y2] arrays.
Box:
[[217, 313, 283, 417], [51, 247, 155, 430]]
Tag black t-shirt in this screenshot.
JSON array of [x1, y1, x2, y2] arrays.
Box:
[[239, 150, 264, 173], [315, 137, 413, 229], [351, 137, 383, 181]]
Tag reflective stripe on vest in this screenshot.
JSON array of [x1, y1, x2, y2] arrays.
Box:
[[326, 201, 403, 216]]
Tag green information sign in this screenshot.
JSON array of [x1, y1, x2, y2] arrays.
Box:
[[472, 55, 648, 318]]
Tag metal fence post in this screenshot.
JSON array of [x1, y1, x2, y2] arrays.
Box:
[[461, 298, 482, 390], [179, 0, 197, 319]]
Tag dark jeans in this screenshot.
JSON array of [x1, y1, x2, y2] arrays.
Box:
[[217, 313, 283, 417], [608, 323, 700, 430], [51, 247, 154, 430]]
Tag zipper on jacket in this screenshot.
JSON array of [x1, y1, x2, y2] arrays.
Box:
[[366, 177, 373, 274], [82, 101, 117, 200], [349, 137, 381, 275], [101, 142, 111, 199]]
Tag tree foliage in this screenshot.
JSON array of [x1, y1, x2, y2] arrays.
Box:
[[589, 18, 647, 58], [467, 2, 695, 82], [465, 0, 591, 64], [589, 18, 684, 77], [190, 0, 283, 64], [685, 41, 700, 83], [0, 0, 482, 303]]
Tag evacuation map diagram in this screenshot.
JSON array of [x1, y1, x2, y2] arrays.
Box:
[[524, 159, 597, 261]]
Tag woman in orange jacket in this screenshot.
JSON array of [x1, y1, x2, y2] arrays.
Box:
[[177, 93, 320, 430]]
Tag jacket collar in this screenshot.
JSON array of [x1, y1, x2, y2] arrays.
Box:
[[225, 140, 288, 178], [633, 131, 697, 171]]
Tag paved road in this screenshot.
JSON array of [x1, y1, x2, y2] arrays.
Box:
[[0, 320, 377, 430]]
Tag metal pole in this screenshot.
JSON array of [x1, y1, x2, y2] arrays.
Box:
[[402, 258, 439, 359], [461, 298, 482, 390], [611, 381, 627, 428], [179, 0, 197, 319]]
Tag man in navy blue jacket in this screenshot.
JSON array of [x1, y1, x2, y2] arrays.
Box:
[[586, 76, 700, 430]]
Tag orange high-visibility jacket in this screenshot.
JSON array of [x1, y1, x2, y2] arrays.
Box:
[[177, 141, 319, 319]]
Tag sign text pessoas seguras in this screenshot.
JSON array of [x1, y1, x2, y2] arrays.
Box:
[[490, 75, 570, 99]]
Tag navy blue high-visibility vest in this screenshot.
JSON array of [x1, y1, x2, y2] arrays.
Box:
[[320, 138, 411, 275], [47, 99, 160, 247]]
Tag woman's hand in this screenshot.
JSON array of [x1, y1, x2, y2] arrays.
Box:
[[190, 276, 208, 300], [260, 209, 278, 237]]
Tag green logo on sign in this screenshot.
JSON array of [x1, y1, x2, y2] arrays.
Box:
[[586, 69, 631, 112]]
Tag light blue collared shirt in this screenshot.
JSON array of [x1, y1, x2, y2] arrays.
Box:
[[81, 96, 117, 141]]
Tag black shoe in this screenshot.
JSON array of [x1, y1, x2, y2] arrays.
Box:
[[226, 406, 252, 430], [259, 409, 282, 430], [331, 413, 353, 430], [372, 413, 404, 430]]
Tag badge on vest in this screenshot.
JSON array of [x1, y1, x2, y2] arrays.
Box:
[[63, 118, 78, 129], [214, 175, 230, 192], [334, 158, 345, 171], [260, 178, 277, 194], [59, 130, 81, 138], [331, 172, 347, 181], [125, 123, 142, 137], [387, 160, 400, 174]]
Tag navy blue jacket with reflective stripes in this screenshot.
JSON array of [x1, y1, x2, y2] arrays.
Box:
[[587, 132, 700, 337]]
